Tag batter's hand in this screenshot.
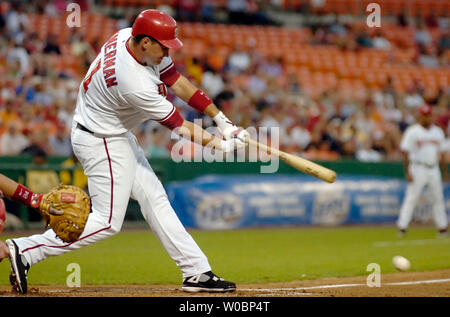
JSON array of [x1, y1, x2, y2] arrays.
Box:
[[232, 128, 250, 149], [220, 125, 240, 140]]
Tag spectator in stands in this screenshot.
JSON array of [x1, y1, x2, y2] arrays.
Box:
[[246, 0, 276, 25], [6, 39, 29, 78], [396, 11, 409, 27], [285, 73, 302, 95], [424, 12, 439, 28], [414, 21, 432, 47], [356, 30, 373, 48], [176, 0, 201, 22], [43, 0, 59, 17], [43, 33, 61, 55], [116, 12, 134, 30], [227, 44, 251, 73], [185, 56, 204, 86], [283, 122, 311, 154], [201, 67, 225, 99], [403, 86, 425, 110], [0, 100, 19, 127], [199, 0, 217, 23], [4, 2, 29, 42], [356, 136, 382, 162], [69, 31, 95, 60], [56, 100, 75, 129], [438, 28, 450, 50], [15, 74, 35, 102], [0, 121, 29, 156], [227, 0, 249, 24], [147, 126, 171, 158], [371, 31, 391, 50], [247, 69, 268, 97], [33, 79, 54, 106], [417, 45, 440, 68], [213, 75, 236, 112], [48, 123, 71, 156], [21, 129, 49, 157], [259, 55, 283, 78]]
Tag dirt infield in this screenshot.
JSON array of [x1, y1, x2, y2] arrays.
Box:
[[0, 269, 449, 297]]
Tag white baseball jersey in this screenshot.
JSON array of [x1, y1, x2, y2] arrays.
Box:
[[73, 27, 182, 136], [400, 123, 445, 166]]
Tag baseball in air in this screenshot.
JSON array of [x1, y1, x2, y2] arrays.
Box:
[[392, 256, 410, 271]]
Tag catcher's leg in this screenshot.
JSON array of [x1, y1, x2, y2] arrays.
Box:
[[130, 141, 211, 278], [13, 132, 136, 266]]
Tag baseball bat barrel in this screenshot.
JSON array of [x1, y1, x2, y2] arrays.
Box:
[[244, 137, 337, 183]]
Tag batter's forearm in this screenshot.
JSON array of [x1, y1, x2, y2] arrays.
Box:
[[0, 173, 40, 207], [170, 75, 220, 117], [0, 173, 21, 198], [170, 75, 198, 101], [180, 120, 223, 150]]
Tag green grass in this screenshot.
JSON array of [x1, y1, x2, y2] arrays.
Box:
[[1, 226, 449, 286]]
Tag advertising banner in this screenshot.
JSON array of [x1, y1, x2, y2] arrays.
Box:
[[166, 175, 450, 229]]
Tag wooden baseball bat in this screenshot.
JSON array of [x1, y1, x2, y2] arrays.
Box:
[[243, 137, 337, 183]]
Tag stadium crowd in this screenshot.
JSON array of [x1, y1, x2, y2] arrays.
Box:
[[0, 0, 449, 163]]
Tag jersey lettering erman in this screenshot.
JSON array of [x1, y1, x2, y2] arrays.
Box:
[[73, 28, 182, 135], [400, 123, 445, 166]]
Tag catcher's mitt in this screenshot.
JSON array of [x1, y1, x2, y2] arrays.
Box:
[[38, 185, 91, 243]]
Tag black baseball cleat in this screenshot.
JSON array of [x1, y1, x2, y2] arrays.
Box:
[[6, 239, 30, 294], [182, 271, 236, 293]]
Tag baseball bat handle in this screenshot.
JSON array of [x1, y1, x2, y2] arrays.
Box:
[[243, 137, 337, 183]]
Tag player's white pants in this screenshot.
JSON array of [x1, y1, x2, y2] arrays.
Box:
[[397, 164, 448, 230], [13, 123, 211, 278]]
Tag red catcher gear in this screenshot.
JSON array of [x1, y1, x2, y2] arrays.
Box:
[[132, 9, 183, 50]]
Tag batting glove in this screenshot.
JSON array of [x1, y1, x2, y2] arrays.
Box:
[[230, 128, 249, 150], [214, 111, 237, 139]]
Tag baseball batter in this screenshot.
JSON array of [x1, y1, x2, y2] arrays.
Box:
[[5, 9, 249, 294], [397, 104, 449, 237]]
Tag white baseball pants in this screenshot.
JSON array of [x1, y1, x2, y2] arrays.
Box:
[[13, 122, 211, 278], [397, 163, 448, 230]]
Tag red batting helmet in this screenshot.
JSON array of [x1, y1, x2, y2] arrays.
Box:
[[132, 9, 183, 50]]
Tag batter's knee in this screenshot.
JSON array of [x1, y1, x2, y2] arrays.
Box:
[[108, 224, 122, 236]]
